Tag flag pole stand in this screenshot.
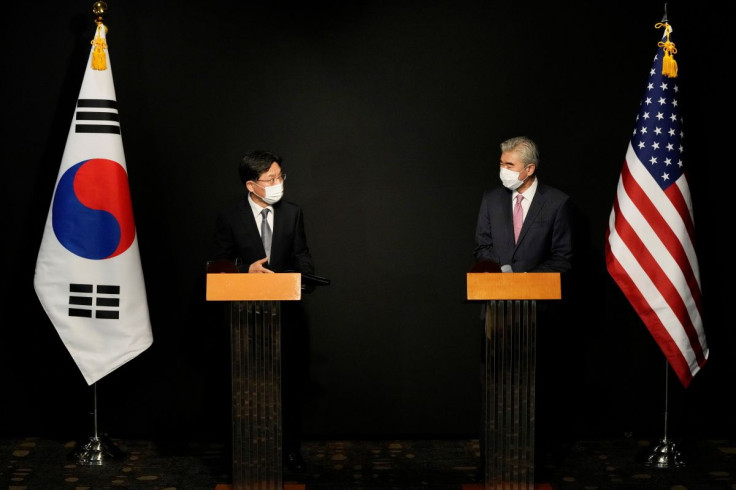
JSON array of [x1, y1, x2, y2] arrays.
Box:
[[70, 382, 124, 465], [643, 360, 685, 468]]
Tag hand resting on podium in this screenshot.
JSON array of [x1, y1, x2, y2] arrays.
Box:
[[205, 260, 330, 293]]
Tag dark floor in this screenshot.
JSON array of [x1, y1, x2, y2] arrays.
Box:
[[2, 436, 734, 489]]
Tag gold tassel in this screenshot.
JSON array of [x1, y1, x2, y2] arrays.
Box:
[[91, 23, 108, 71], [655, 22, 678, 78]]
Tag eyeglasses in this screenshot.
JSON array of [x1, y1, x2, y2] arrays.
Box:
[[255, 173, 286, 185]]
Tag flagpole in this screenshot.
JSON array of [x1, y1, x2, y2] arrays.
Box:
[[34, 0, 151, 465], [70, 382, 125, 465], [94, 381, 98, 438], [644, 5, 688, 469], [644, 359, 685, 468]]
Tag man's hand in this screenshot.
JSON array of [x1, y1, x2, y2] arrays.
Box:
[[248, 257, 273, 273]]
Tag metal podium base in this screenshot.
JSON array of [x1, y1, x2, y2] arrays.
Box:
[[643, 438, 686, 468], [70, 435, 124, 465], [483, 299, 537, 488]]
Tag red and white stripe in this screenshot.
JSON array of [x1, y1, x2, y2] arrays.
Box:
[[605, 143, 708, 387]]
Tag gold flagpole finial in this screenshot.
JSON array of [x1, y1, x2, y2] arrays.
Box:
[[91, 2, 109, 71], [93, 1, 108, 23]]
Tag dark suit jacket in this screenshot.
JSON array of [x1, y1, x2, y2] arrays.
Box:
[[210, 196, 314, 275], [474, 181, 572, 273], [209, 196, 313, 450]]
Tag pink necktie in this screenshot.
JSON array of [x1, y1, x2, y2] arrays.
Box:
[[513, 194, 524, 243]]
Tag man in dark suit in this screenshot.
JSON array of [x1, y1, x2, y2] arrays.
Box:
[[211, 150, 314, 276], [473, 136, 573, 479], [210, 149, 314, 473], [474, 136, 572, 273]]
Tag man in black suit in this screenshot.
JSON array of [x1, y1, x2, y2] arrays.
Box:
[[211, 150, 314, 276], [473, 136, 573, 478], [210, 149, 314, 473], [474, 135, 572, 273]]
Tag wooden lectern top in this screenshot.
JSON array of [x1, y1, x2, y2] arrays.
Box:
[[467, 272, 561, 300], [206, 273, 302, 301]]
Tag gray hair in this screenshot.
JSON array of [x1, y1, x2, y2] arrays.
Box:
[[500, 136, 539, 169]]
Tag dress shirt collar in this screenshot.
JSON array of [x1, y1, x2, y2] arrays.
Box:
[[247, 193, 274, 220], [513, 177, 538, 203]]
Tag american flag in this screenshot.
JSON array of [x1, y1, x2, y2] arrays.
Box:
[[605, 22, 708, 388]]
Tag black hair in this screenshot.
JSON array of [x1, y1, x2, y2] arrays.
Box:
[[238, 150, 283, 185]]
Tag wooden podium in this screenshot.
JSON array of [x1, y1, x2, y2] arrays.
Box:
[[207, 272, 304, 490], [466, 272, 561, 490]]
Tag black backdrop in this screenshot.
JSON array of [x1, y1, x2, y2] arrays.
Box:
[[2, 0, 732, 443]]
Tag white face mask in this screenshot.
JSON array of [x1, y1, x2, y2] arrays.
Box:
[[253, 181, 284, 205], [499, 167, 526, 191]]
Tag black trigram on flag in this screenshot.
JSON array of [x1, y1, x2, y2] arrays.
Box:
[[68, 284, 121, 319], [75, 99, 120, 134]]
